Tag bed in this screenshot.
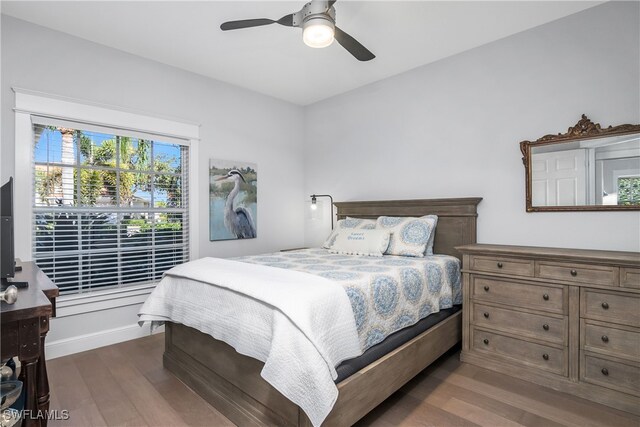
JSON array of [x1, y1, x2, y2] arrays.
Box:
[[153, 197, 481, 426]]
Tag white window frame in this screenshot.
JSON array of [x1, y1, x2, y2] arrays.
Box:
[[13, 88, 200, 312]]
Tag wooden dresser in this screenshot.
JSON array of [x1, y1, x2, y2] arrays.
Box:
[[457, 244, 640, 415]]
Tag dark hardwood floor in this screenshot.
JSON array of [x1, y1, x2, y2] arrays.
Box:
[[46, 333, 639, 427]]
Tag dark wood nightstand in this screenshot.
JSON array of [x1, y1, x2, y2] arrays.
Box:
[[1, 261, 58, 426]]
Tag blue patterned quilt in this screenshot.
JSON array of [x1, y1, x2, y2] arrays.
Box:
[[234, 249, 462, 352]]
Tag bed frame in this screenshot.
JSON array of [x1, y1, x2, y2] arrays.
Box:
[[163, 197, 481, 426]]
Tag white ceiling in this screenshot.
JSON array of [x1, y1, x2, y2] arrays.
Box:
[[2, 1, 603, 105]]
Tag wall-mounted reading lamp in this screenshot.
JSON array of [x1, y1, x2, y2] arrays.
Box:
[[310, 194, 334, 229]]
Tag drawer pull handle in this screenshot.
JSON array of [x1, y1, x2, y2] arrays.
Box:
[[570, 269, 577, 277], [601, 302, 609, 310], [483, 339, 489, 345], [543, 324, 549, 331], [484, 286, 490, 292], [601, 368, 609, 376], [601, 335, 609, 343], [497, 262, 503, 269], [543, 294, 550, 301], [483, 312, 489, 319], [542, 354, 549, 361]]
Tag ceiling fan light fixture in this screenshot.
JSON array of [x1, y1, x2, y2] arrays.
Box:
[[302, 17, 335, 48], [220, 0, 375, 61]]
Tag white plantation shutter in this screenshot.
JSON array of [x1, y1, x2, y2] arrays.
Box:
[[32, 117, 190, 295]]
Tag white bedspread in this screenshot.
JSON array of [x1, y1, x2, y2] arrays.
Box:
[[138, 257, 362, 426]]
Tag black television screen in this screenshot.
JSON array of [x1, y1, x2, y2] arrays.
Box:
[[1, 177, 15, 281], [1, 177, 27, 290]]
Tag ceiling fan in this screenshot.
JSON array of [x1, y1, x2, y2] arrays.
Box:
[[220, 0, 375, 62]]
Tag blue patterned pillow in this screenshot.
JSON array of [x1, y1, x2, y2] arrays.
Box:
[[344, 217, 376, 229], [322, 217, 376, 249], [425, 215, 438, 255], [375, 215, 437, 257]]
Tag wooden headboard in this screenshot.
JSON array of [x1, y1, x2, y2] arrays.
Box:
[[334, 197, 482, 260]]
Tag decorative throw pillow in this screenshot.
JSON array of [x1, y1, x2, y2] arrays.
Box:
[[424, 215, 438, 255], [328, 229, 391, 257], [322, 217, 377, 249], [375, 215, 437, 257], [344, 217, 376, 229]]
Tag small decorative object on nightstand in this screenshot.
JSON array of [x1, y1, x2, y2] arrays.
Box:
[[457, 244, 640, 416]]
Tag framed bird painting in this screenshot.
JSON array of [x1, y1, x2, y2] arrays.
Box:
[[209, 159, 257, 241]]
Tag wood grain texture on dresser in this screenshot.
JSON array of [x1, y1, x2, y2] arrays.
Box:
[[568, 286, 580, 382], [581, 289, 640, 327], [471, 276, 567, 314], [536, 260, 618, 287], [621, 267, 640, 289], [581, 319, 640, 361], [472, 302, 567, 345], [469, 255, 534, 277], [471, 327, 567, 375], [458, 244, 640, 416], [457, 244, 640, 266], [581, 352, 640, 397]]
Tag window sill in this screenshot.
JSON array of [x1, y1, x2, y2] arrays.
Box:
[[55, 282, 157, 318]]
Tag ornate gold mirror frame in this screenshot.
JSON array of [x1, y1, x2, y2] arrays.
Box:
[[520, 114, 640, 212]]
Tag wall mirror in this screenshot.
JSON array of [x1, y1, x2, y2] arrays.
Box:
[[520, 115, 640, 212]]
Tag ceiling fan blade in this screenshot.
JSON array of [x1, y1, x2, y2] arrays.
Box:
[[220, 13, 294, 31], [334, 26, 375, 61], [276, 14, 295, 27], [220, 19, 276, 31]]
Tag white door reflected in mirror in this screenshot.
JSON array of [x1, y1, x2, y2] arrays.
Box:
[[530, 133, 640, 207]]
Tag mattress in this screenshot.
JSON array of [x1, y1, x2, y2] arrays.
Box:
[[335, 305, 461, 382], [235, 248, 462, 353]]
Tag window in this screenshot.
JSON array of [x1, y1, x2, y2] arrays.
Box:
[[32, 119, 190, 295]]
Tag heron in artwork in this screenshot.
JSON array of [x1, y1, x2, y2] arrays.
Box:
[[215, 169, 257, 238]]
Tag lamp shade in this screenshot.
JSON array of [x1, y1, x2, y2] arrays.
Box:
[[308, 199, 324, 221], [308, 194, 334, 229]]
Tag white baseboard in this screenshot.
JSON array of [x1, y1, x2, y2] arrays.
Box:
[[45, 322, 164, 360]]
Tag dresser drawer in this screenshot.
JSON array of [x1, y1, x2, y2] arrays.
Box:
[[473, 303, 566, 345], [537, 261, 617, 286], [470, 255, 534, 277], [621, 268, 640, 289], [471, 328, 566, 375], [472, 276, 566, 314], [583, 321, 640, 360], [582, 354, 640, 396], [581, 289, 640, 327]]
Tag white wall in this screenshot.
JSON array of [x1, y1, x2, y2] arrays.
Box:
[[1, 15, 306, 357], [1, 15, 306, 259], [303, 1, 640, 252]]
